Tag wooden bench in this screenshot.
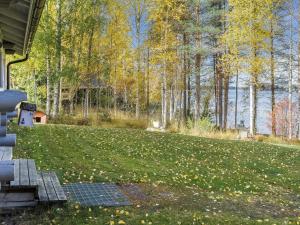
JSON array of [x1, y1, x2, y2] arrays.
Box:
[[37, 171, 67, 204], [0, 147, 67, 207], [0, 147, 12, 161], [10, 159, 38, 189], [0, 193, 36, 208]]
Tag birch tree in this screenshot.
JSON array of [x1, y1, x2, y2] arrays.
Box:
[[148, 0, 184, 128], [52, 0, 63, 117], [221, 0, 281, 136]]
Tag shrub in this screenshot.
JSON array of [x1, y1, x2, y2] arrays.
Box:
[[49, 115, 77, 125], [76, 118, 90, 126], [167, 120, 179, 133], [186, 118, 194, 130], [98, 110, 112, 122], [194, 117, 215, 133], [110, 119, 147, 129]]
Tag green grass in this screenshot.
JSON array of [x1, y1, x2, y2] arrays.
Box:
[[7, 124, 300, 225]]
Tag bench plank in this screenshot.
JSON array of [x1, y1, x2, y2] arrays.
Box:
[[37, 172, 48, 202], [0, 193, 36, 208], [0, 147, 12, 160], [49, 172, 67, 201], [41, 172, 58, 201], [28, 160, 38, 186], [0, 193, 34, 202], [11, 159, 20, 186], [0, 201, 37, 208], [2, 148, 12, 160], [20, 159, 29, 186]]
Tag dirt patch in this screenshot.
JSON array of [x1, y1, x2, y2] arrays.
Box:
[[120, 183, 300, 219], [120, 184, 149, 202]]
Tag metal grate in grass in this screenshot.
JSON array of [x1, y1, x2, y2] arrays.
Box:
[[63, 183, 131, 207]]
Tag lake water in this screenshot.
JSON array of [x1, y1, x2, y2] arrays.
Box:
[[225, 88, 298, 134]]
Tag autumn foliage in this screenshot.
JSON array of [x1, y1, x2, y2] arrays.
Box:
[[267, 98, 298, 137]]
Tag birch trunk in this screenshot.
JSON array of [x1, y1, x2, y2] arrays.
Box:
[[298, 2, 300, 139], [52, 0, 62, 117], [183, 33, 188, 124], [270, 21, 276, 136], [114, 65, 117, 117], [288, 9, 293, 140], [214, 56, 218, 125], [249, 79, 255, 136], [134, 2, 143, 119], [169, 85, 174, 121], [84, 26, 94, 119], [235, 70, 239, 128], [187, 57, 191, 119], [46, 54, 51, 116], [161, 8, 169, 128], [45, 3, 51, 116], [194, 1, 201, 120], [217, 59, 223, 129], [146, 48, 150, 119], [223, 75, 229, 130]]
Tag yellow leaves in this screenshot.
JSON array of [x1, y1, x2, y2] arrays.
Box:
[[118, 220, 126, 224], [221, 0, 278, 77], [102, 0, 132, 89]]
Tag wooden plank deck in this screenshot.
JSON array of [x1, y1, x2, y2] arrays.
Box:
[[10, 159, 38, 188], [0, 193, 36, 208], [0, 147, 12, 161], [37, 171, 67, 204]]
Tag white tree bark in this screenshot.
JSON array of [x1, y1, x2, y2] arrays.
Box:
[[162, 72, 167, 128], [46, 55, 51, 116], [298, 2, 300, 139], [288, 7, 293, 140], [52, 0, 62, 117], [249, 80, 255, 136]]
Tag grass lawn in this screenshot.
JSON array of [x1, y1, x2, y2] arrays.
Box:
[[6, 124, 300, 225]]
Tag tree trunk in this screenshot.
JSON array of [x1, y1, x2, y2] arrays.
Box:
[[253, 78, 257, 135], [146, 48, 150, 119], [271, 21, 276, 136], [169, 84, 174, 121], [135, 2, 142, 119], [45, 2, 51, 117], [249, 78, 255, 136], [84, 25, 94, 119], [46, 54, 51, 116], [183, 33, 188, 124], [214, 56, 218, 125], [187, 56, 191, 119], [114, 65, 117, 117], [83, 89, 89, 118], [298, 2, 300, 139], [33, 70, 37, 105], [162, 64, 167, 128], [52, 0, 62, 117], [136, 70, 140, 118], [216, 56, 223, 129], [194, 1, 201, 120], [223, 74, 229, 130], [250, 45, 258, 136], [235, 70, 239, 128], [288, 9, 293, 139]]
